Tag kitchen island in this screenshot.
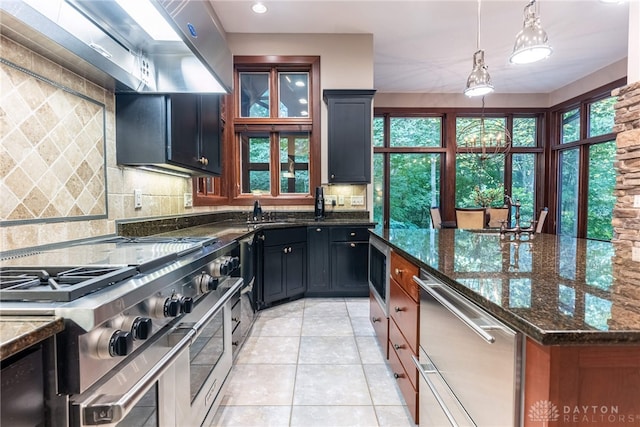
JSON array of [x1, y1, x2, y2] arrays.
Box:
[[371, 227, 640, 426]]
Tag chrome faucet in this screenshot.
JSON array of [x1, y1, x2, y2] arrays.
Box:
[[500, 194, 536, 240]]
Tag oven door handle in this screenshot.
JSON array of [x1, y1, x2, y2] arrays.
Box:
[[81, 278, 243, 425], [81, 327, 195, 425]]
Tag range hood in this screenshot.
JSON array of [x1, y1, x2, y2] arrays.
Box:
[[0, 0, 232, 93]]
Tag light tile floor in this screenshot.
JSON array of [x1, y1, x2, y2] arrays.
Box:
[[210, 298, 416, 427]]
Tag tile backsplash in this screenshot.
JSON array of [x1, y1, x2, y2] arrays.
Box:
[[1, 59, 107, 223]]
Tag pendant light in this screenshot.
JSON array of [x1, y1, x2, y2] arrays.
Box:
[[464, 0, 494, 97], [509, 0, 552, 65]]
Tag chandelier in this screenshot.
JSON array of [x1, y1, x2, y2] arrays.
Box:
[[456, 97, 511, 160]]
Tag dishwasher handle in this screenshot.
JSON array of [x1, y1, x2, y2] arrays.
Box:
[[413, 276, 496, 344]]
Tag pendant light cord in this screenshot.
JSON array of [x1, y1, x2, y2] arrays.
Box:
[[476, 0, 481, 50]]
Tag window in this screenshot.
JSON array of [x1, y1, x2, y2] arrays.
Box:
[[553, 88, 619, 240], [194, 56, 320, 205]]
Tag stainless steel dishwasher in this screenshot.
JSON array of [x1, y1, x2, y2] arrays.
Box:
[[413, 269, 523, 426]]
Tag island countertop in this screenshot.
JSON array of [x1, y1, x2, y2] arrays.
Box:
[[371, 227, 640, 345]]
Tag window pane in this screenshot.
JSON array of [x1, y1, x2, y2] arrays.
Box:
[[587, 141, 615, 240], [456, 117, 508, 151], [389, 154, 440, 228], [373, 153, 384, 227], [512, 117, 537, 147], [390, 117, 441, 147], [279, 133, 310, 194], [241, 135, 270, 193], [558, 148, 580, 236], [511, 153, 536, 225], [561, 108, 580, 143], [240, 73, 269, 117], [588, 96, 616, 138], [455, 154, 504, 208], [279, 72, 309, 118], [373, 117, 384, 147]]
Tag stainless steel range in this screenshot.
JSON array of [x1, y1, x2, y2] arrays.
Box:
[[0, 235, 245, 427]]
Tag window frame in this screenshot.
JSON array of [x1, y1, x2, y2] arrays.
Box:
[[548, 78, 625, 239], [194, 56, 320, 207]]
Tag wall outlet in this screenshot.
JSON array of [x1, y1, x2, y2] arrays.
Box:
[[337, 195, 345, 206], [634, 195, 640, 208], [633, 247, 640, 262], [184, 193, 193, 208], [134, 189, 142, 209], [351, 195, 364, 206], [325, 195, 337, 206]]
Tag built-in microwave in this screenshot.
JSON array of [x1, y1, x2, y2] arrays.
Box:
[[369, 236, 390, 315]]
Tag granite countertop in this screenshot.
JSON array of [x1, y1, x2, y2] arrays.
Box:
[[0, 316, 64, 361], [372, 227, 640, 345]]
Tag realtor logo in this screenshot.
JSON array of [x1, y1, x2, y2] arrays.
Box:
[[529, 400, 560, 422]]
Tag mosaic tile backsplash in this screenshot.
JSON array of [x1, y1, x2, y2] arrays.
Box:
[[0, 59, 107, 223]]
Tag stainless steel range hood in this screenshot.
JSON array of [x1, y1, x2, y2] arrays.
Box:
[[0, 0, 232, 93]]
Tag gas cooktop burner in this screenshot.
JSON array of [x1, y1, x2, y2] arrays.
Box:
[[0, 266, 138, 302]]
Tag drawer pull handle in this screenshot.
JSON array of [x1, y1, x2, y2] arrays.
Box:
[[393, 343, 402, 350], [316, 228, 321, 232], [394, 306, 403, 313], [350, 243, 356, 248], [372, 317, 380, 323], [350, 232, 356, 236], [395, 268, 403, 276], [393, 372, 403, 379]]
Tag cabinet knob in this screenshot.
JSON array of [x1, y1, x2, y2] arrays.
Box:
[[394, 306, 403, 313], [350, 243, 356, 248], [372, 317, 380, 323], [331, 174, 335, 179], [316, 228, 322, 232], [198, 157, 209, 165], [393, 373, 403, 380], [395, 268, 403, 276], [258, 235, 265, 241], [393, 343, 402, 350]]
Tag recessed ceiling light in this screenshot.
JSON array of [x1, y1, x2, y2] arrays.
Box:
[[252, 2, 267, 14]]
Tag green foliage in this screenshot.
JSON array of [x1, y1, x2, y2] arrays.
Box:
[[470, 184, 504, 207]]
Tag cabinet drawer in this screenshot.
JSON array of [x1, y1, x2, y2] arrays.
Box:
[[329, 227, 369, 242], [389, 279, 419, 354], [389, 317, 418, 389], [263, 227, 306, 246], [388, 341, 418, 424], [369, 292, 388, 359], [390, 251, 419, 302]]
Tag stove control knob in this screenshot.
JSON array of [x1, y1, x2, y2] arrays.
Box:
[[195, 273, 219, 294], [132, 317, 153, 340], [164, 298, 181, 317], [228, 256, 240, 271], [180, 297, 194, 313], [109, 330, 133, 357]]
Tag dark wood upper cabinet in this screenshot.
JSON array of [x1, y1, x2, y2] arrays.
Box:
[[323, 89, 376, 184], [116, 94, 222, 176]]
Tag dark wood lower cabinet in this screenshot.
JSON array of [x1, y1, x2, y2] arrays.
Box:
[[260, 228, 307, 306]]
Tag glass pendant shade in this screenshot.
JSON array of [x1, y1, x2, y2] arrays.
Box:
[[509, 3, 552, 64], [464, 50, 494, 97]]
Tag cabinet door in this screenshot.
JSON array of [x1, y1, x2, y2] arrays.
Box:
[[330, 241, 369, 293], [307, 227, 330, 293], [323, 90, 375, 184], [263, 246, 285, 304], [199, 94, 222, 175], [285, 242, 307, 298], [168, 94, 199, 169]]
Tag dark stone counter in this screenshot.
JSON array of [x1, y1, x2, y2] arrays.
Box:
[[371, 227, 640, 345], [0, 316, 64, 361]]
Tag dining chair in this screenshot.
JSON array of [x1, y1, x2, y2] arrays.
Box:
[[429, 207, 442, 229], [535, 207, 549, 233], [455, 208, 486, 229], [487, 207, 509, 228]]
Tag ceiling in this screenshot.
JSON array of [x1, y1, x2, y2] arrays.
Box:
[[210, 0, 630, 94]]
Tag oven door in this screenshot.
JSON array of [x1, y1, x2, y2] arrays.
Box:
[[69, 278, 242, 427]]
